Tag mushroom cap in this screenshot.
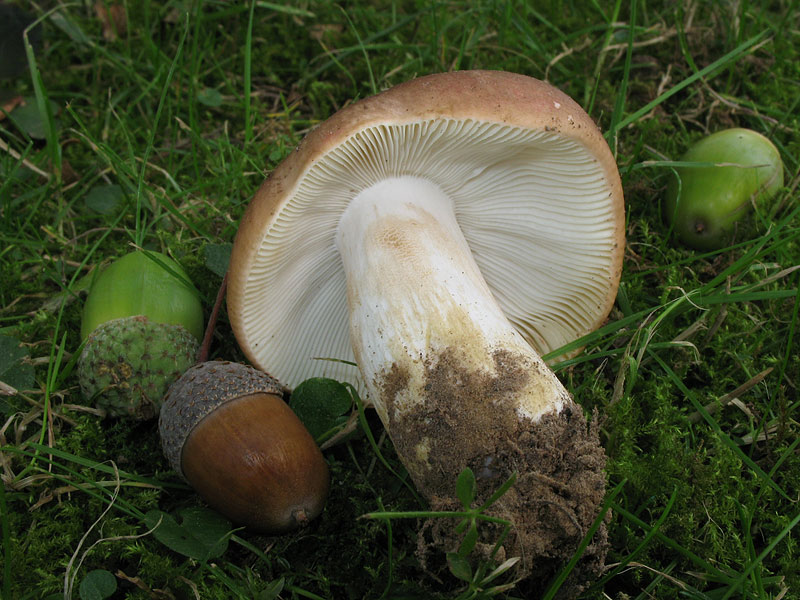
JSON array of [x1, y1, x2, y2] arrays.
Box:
[[228, 70, 625, 388]]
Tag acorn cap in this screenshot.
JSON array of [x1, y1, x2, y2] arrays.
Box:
[[159, 360, 284, 478], [78, 315, 199, 419]]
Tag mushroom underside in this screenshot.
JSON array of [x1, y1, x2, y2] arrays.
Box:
[[234, 118, 622, 392]]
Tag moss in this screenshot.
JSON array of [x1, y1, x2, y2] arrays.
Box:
[[602, 286, 798, 593]]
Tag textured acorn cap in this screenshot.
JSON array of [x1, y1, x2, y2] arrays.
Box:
[[159, 360, 284, 478], [228, 70, 625, 390], [78, 316, 199, 419]]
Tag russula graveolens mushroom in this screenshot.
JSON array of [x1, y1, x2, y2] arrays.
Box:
[[228, 71, 624, 588]]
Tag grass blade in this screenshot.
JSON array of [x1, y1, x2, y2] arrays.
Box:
[[649, 352, 790, 501], [609, 30, 769, 137]]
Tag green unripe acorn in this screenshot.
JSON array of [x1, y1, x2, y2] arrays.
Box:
[[81, 251, 204, 341], [664, 128, 783, 250], [78, 251, 204, 419]]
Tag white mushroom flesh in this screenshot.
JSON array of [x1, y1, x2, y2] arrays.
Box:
[[336, 175, 570, 425]]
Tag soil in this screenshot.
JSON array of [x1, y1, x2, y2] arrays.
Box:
[[381, 348, 608, 597]]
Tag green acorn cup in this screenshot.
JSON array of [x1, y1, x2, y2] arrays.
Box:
[[78, 251, 204, 419], [664, 128, 784, 250]]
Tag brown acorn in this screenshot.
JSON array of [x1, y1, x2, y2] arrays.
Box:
[[159, 360, 330, 534]]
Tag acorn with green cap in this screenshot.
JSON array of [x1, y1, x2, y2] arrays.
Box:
[[78, 250, 204, 419]]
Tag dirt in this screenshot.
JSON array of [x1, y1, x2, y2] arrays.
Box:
[[381, 348, 608, 597]]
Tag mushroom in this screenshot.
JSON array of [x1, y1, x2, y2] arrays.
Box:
[[228, 71, 624, 586]]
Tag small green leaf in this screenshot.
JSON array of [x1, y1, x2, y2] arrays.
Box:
[[257, 578, 285, 600], [0, 335, 34, 393], [203, 243, 232, 277], [289, 377, 353, 441], [177, 506, 233, 553], [85, 184, 125, 214], [197, 87, 223, 107], [458, 521, 479, 557], [456, 467, 476, 509], [446, 552, 473, 582], [79, 569, 117, 600], [8, 96, 60, 139], [145, 507, 232, 561], [268, 144, 290, 163]]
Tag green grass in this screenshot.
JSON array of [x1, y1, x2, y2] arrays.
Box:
[[1, 0, 799, 598]]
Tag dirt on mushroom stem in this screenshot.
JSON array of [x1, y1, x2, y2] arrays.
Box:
[[381, 346, 609, 596]]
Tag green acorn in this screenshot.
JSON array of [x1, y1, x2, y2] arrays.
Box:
[[78, 251, 204, 419], [664, 128, 784, 250]]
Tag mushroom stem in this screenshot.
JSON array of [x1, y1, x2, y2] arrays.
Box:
[[336, 175, 572, 491]]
